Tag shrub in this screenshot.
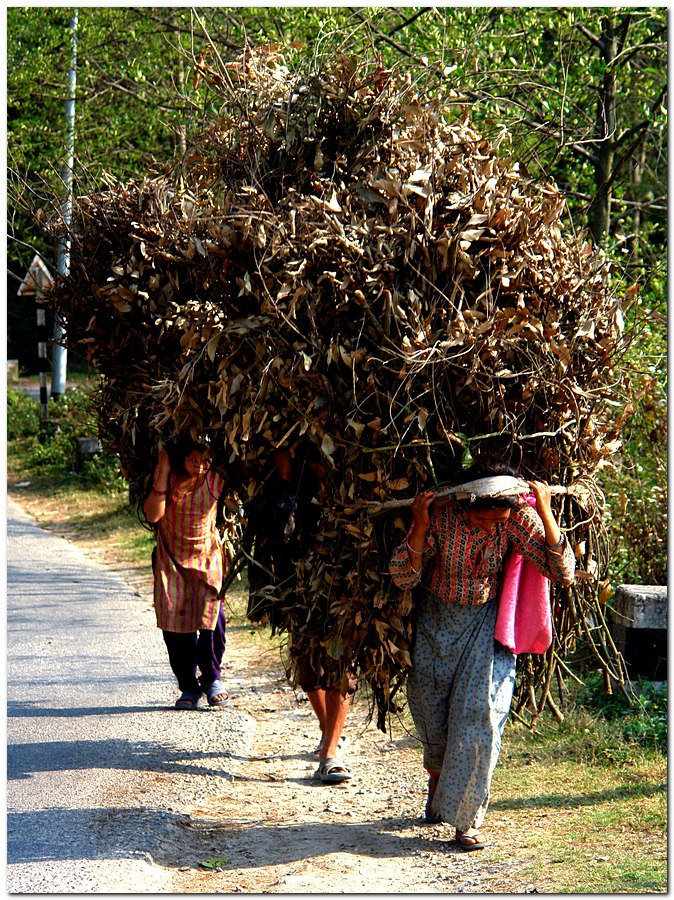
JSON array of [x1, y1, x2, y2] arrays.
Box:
[[576, 671, 666, 753], [81, 453, 126, 493], [47, 386, 99, 436], [8, 384, 126, 494], [28, 430, 77, 472], [601, 271, 667, 586], [7, 389, 40, 439]]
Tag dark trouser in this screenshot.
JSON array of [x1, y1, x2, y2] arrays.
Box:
[[246, 541, 295, 629], [162, 603, 227, 694]]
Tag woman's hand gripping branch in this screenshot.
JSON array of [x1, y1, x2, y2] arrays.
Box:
[[407, 490, 434, 571], [528, 479, 564, 550]]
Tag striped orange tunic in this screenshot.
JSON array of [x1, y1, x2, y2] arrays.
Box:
[[153, 469, 225, 633]]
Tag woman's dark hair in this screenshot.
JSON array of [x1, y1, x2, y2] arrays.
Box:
[[455, 459, 521, 511], [166, 437, 209, 476]]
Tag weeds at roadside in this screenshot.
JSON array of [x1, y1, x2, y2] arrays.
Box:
[[8, 387, 125, 494], [576, 672, 666, 752], [494, 709, 666, 893]]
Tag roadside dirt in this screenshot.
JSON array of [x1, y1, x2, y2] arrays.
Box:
[[10, 488, 545, 894], [163, 633, 542, 895]]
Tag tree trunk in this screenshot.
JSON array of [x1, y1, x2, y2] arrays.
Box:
[[588, 15, 618, 245], [171, 10, 187, 159], [627, 134, 648, 266]]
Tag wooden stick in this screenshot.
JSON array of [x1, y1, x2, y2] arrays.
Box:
[[357, 482, 569, 514]]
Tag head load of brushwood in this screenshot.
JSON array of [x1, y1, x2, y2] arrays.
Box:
[[44, 47, 630, 727]]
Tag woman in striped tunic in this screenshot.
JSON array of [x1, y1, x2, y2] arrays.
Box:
[[390, 463, 575, 850], [144, 440, 228, 710]]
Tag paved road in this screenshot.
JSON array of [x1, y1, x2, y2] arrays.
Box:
[[6, 497, 256, 893]]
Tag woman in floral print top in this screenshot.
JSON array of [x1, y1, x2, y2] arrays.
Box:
[[389, 463, 575, 850], [389, 485, 574, 604]]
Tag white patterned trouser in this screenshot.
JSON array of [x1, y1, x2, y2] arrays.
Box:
[[407, 593, 516, 831]]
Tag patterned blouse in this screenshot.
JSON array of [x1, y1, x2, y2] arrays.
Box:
[[153, 469, 225, 632], [389, 500, 575, 606]]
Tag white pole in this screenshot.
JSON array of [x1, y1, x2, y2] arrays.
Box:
[[52, 8, 78, 398]]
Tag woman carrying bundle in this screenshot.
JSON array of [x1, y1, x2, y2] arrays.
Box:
[[144, 438, 229, 710], [389, 463, 575, 850]]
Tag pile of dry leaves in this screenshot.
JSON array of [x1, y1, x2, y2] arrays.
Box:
[[46, 49, 631, 728]]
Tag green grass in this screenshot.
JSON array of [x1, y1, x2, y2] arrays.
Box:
[[494, 716, 666, 893], [7, 386, 126, 495], [7, 388, 151, 576]]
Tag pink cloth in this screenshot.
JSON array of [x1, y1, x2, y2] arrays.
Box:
[[494, 552, 552, 654], [494, 494, 552, 654]]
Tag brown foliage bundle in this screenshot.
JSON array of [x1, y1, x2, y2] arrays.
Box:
[[47, 50, 630, 728]]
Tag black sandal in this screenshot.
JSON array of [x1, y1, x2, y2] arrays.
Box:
[[455, 829, 485, 851], [175, 689, 201, 710]]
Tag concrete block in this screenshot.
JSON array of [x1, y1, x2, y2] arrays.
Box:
[[613, 584, 667, 629], [75, 436, 103, 472], [7, 360, 19, 383], [611, 585, 667, 681]]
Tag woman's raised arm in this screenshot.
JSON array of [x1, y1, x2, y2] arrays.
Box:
[[144, 448, 171, 523]]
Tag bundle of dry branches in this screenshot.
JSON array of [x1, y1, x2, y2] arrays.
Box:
[[46, 48, 630, 728]]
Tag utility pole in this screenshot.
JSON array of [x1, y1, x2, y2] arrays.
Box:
[[52, 8, 78, 399]]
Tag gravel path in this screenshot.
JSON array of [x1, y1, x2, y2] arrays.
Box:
[[6, 498, 256, 893]]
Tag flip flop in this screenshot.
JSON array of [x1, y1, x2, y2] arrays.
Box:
[[455, 829, 485, 851], [314, 757, 352, 784], [175, 689, 201, 710], [204, 680, 229, 708]]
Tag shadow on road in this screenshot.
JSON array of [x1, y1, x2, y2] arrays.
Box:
[[8, 807, 461, 867], [8, 738, 237, 781], [8, 700, 177, 718], [164, 815, 464, 870], [7, 806, 190, 865]]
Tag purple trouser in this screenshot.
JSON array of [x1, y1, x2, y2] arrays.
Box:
[[162, 603, 227, 694]]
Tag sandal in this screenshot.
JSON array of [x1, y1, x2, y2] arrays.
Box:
[[313, 734, 347, 756], [175, 689, 201, 710], [455, 829, 485, 851], [314, 757, 352, 784], [204, 680, 229, 708]]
